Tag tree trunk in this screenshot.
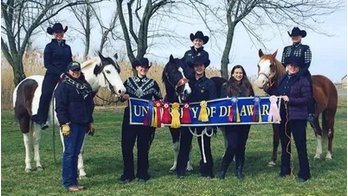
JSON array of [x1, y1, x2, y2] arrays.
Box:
[[11, 56, 26, 85], [221, 20, 236, 79]]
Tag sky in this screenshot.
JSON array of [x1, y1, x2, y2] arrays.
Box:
[[31, 1, 347, 83]]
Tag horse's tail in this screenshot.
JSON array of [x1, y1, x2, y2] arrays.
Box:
[[321, 110, 329, 145]]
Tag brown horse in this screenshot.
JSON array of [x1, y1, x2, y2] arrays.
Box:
[[255, 49, 338, 166]]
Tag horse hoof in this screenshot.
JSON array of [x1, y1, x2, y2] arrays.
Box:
[[314, 155, 321, 159], [25, 168, 32, 173], [169, 166, 176, 171], [325, 157, 332, 161], [79, 175, 87, 180], [36, 166, 43, 171], [186, 167, 193, 172], [267, 161, 276, 167]]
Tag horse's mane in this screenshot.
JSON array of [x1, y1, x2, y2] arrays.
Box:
[[162, 58, 180, 83], [81, 57, 101, 69]]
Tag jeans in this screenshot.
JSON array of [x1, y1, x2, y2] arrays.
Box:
[[62, 123, 86, 188]]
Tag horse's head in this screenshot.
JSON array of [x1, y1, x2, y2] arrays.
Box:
[[82, 52, 126, 97], [255, 49, 280, 89], [162, 55, 192, 102]]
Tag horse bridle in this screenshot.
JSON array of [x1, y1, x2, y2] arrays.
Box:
[[258, 63, 276, 88]]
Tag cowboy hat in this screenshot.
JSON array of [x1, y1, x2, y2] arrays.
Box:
[[131, 58, 151, 69], [190, 31, 209, 44], [188, 54, 210, 68], [288, 27, 307, 38], [47, 23, 68, 35]]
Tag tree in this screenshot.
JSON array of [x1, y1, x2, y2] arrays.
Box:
[[116, 0, 175, 73], [188, 0, 344, 79], [1, 0, 102, 85]]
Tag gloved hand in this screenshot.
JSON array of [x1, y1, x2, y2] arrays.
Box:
[[61, 124, 71, 137], [87, 123, 95, 136]]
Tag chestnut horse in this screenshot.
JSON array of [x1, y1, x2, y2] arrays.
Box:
[[255, 49, 338, 166]]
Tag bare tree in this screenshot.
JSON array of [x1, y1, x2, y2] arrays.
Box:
[[70, 0, 96, 60], [116, 0, 175, 73], [1, 0, 102, 85], [92, 4, 122, 54], [188, 0, 344, 79]]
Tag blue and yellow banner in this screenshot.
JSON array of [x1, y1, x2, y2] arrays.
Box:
[[129, 96, 281, 127]]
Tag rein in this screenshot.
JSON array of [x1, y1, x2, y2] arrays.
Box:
[[258, 68, 276, 88]]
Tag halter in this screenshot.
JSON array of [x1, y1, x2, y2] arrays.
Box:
[[258, 63, 276, 88]]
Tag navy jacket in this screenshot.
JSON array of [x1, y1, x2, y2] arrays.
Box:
[[44, 39, 72, 76], [54, 74, 94, 125], [183, 46, 210, 67], [269, 74, 311, 120], [189, 75, 217, 102]]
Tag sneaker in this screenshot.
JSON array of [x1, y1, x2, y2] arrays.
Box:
[[39, 122, 49, 130]]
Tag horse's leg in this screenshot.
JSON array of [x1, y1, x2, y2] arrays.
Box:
[[32, 125, 43, 170], [313, 116, 323, 159], [23, 132, 33, 172], [169, 128, 180, 171], [78, 138, 87, 179], [18, 113, 33, 172], [268, 124, 279, 167], [323, 111, 335, 160], [186, 144, 193, 172]]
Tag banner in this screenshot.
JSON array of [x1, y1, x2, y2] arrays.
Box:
[[129, 96, 281, 127]]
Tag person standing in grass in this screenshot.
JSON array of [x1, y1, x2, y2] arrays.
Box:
[[32, 22, 73, 130], [176, 54, 217, 179], [217, 65, 254, 180], [55, 61, 95, 192], [119, 57, 162, 183]]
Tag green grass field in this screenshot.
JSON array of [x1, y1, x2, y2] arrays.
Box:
[[1, 99, 347, 196]]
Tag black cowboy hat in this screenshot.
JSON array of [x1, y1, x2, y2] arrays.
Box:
[[190, 31, 209, 44], [285, 56, 304, 68], [131, 57, 151, 69], [188, 54, 211, 68], [47, 23, 68, 35], [288, 27, 307, 38]]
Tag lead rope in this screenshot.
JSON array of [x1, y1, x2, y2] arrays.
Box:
[[284, 101, 294, 178], [188, 127, 214, 163]]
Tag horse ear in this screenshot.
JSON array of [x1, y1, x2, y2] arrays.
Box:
[[94, 65, 102, 75], [272, 50, 278, 59], [169, 54, 174, 62], [98, 51, 105, 61], [258, 49, 264, 57], [114, 53, 118, 60]]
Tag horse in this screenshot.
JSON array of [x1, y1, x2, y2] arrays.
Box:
[[162, 55, 193, 171], [13, 52, 126, 177], [255, 49, 338, 166]]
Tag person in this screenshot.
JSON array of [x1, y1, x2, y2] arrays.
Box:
[[216, 65, 255, 180], [281, 27, 315, 123], [176, 54, 217, 179], [32, 22, 73, 130], [119, 57, 162, 184], [54, 61, 95, 192], [182, 31, 210, 70], [268, 57, 311, 182]]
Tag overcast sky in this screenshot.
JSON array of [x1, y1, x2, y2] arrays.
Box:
[[33, 1, 347, 82]]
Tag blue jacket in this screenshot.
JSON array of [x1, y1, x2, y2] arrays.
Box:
[[183, 46, 210, 67], [273, 74, 311, 120], [54, 74, 94, 125], [44, 39, 72, 76], [189, 75, 217, 102]]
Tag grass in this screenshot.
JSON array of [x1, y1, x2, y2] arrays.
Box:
[[1, 97, 347, 196]]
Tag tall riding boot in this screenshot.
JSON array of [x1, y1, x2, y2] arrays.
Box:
[[235, 159, 244, 180], [217, 157, 232, 179]]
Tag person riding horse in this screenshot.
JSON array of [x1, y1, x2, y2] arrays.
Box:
[[32, 23, 72, 130], [281, 27, 315, 123]]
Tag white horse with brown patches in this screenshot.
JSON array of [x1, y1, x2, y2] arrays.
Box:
[[13, 52, 126, 177]]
